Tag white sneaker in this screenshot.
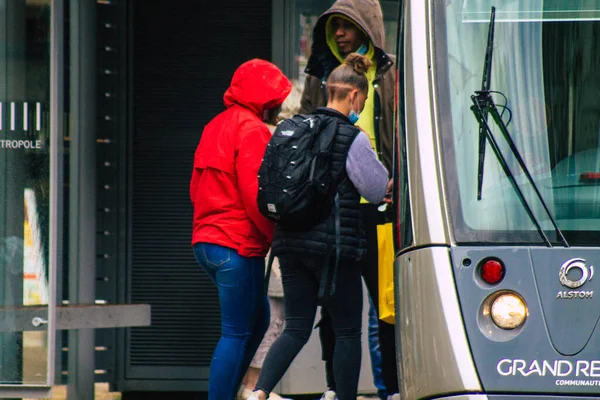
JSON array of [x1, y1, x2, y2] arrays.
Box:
[[242, 388, 291, 400], [387, 394, 400, 400], [238, 387, 249, 400], [267, 392, 292, 400], [321, 390, 338, 400]]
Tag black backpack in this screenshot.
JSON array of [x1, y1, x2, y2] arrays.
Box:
[[257, 113, 340, 230], [258, 113, 342, 299]]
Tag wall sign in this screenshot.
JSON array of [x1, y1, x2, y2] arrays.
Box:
[[0, 102, 44, 149]]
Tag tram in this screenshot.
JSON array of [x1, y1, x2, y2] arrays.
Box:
[[395, 1, 600, 399]]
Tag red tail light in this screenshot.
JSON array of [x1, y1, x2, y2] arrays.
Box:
[[580, 172, 600, 183], [480, 258, 505, 285]]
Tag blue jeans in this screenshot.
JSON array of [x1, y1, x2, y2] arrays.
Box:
[[193, 243, 270, 400], [368, 296, 387, 399]]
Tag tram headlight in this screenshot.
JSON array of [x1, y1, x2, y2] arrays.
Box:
[[490, 293, 527, 329]]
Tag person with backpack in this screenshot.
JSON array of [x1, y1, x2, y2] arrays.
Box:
[[299, 1, 399, 399], [238, 82, 303, 400], [248, 53, 391, 400], [190, 59, 291, 400]]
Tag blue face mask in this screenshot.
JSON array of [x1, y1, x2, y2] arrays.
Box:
[[356, 43, 368, 55], [348, 109, 360, 124]]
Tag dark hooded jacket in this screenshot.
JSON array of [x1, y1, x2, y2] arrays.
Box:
[[299, 0, 395, 175], [190, 59, 292, 257]]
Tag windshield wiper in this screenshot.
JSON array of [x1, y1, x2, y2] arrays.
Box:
[[475, 6, 495, 201], [470, 6, 568, 247]]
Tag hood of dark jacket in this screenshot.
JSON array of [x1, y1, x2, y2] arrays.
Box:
[[223, 59, 292, 117], [306, 0, 393, 78]]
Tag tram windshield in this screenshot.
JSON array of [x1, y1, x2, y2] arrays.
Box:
[[437, 0, 600, 245]]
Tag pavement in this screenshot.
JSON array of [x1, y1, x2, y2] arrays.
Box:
[[26, 384, 120, 400], [28, 384, 386, 400], [34, 387, 382, 400]]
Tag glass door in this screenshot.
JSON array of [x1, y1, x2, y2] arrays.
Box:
[[0, 0, 58, 396]]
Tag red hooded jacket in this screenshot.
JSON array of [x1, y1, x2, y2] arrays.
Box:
[[190, 59, 292, 257]]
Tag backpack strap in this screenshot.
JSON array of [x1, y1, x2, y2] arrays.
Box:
[[317, 193, 341, 301], [264, 251, 275, 296], [316, 118, 338, 153], [329, 193, 341, 296]]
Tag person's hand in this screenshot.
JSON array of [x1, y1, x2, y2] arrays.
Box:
[[386, 179, 393, 193], [383, 179, 393, 203]]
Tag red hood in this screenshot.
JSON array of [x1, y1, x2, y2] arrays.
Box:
[[223, 59, 292, 116]]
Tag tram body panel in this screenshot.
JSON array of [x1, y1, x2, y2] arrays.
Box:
[[396, 247, 481, 399], [397, 0, 600, 398], [451, 247, 600, 394], [403, 0, 449, 247]]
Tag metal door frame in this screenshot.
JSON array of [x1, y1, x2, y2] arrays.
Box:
[[0, 0, 61, 396]]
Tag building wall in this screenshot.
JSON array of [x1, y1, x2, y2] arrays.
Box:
[[119, 0, 273, 392]]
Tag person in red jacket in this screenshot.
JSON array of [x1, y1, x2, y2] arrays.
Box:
[[190, 59, 291, 400]]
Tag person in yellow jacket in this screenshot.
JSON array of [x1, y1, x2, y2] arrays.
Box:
[[298, 0, 398, 398]]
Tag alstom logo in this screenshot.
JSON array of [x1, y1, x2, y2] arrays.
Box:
[[559, 258, 593, 289], [556, 258, 594, 299]]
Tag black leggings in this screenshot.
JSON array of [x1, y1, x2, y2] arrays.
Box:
[[255, 255, 363, 400], [320, 204, 399, 394]]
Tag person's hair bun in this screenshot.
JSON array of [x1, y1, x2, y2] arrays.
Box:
[[344, 53, 373, 75], [326, 52, 372, 99]]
